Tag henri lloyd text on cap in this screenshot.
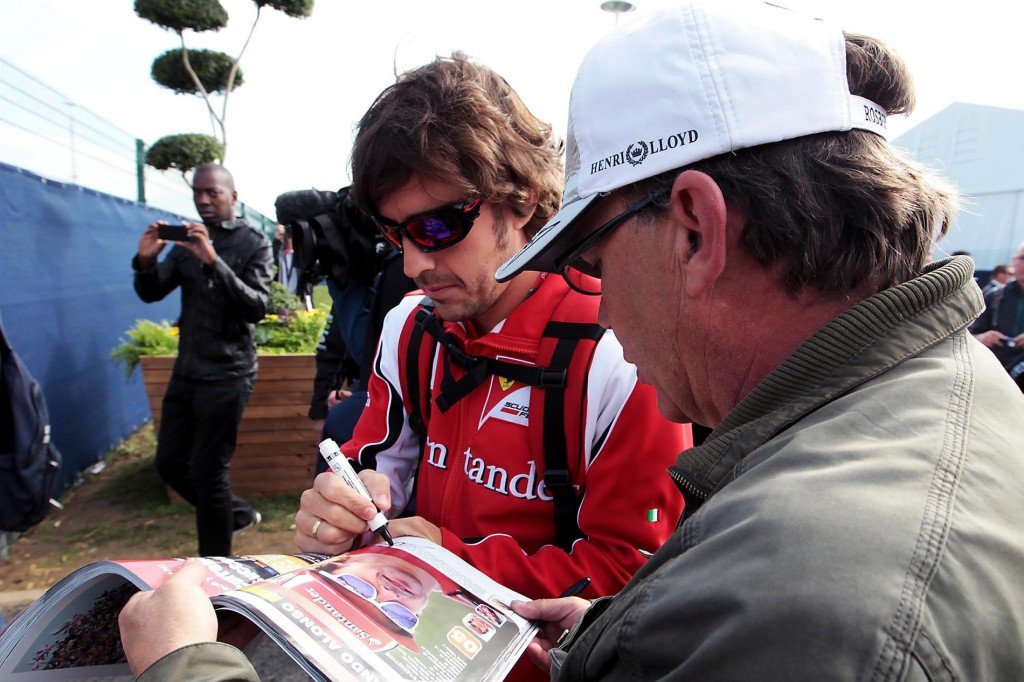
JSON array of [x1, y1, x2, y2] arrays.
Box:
[[495, 1, 892, 283], [591, 129, 700, 175]]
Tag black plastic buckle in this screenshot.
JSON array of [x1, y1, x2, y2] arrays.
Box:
[[446, 344, 482, 370], [539, 368, 567, 388], [544, 469, 572, 489]]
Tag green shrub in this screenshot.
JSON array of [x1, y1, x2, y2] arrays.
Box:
[[151, 48, 242, 94], [268, 281, 303, 316], [254, 309, 327, 354], [134, 0, 228, 33], [145, 133, 223, 173], [256, 0, 315, 18], [111, 284, 327, 378], [256, 282, 327, 354], [110, 320, 179, 378]]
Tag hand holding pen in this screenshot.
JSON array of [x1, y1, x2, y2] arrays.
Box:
[[509, 581, 592, 671], [293, 439, 396, 554], [318, 439, 394, 546]]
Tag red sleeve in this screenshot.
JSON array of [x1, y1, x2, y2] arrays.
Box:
[[440, 383, 689, 599]]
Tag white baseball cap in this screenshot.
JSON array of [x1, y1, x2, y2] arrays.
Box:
[[497, 0, 888, 281]]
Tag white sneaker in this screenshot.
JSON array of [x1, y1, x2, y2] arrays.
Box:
[[233, 511, 262, 539]]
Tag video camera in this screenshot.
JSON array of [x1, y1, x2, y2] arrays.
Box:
[[274, 186, 385, 294]]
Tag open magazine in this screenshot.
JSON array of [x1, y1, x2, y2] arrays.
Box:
[[0, 537, 538, 681]]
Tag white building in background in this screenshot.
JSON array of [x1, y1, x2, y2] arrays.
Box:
[[893, 102, 1024, 272]]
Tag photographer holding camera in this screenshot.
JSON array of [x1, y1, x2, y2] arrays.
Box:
[[274, 186, 416, 455], [132, 163, 272, 557]]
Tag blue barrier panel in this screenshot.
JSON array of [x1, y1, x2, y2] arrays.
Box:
[[0, 161, 186, 493]]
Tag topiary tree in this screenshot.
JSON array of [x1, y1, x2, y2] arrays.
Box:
[[134, 0, 228, 32], [136, 0, 314, 173], [151, 48, 243, 94], [145, 133, 224, 182]]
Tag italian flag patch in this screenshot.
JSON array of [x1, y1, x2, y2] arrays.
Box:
[[647, 508, 660, 522]]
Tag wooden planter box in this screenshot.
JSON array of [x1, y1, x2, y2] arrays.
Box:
[[139, 354, 318, 497]]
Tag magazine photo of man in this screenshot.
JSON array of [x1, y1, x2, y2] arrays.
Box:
[[316, 553, 440, 648]]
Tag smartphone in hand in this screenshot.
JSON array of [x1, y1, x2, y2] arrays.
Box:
[[157, 224, 191, 242]]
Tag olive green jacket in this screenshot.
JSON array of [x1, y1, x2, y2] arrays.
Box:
[[551, 257, 1024, 680], [137, 643, 257, 682]]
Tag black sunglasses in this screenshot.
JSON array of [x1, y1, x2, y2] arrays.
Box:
[[372, 198, 483, 253], [555, 192, 662, 295]]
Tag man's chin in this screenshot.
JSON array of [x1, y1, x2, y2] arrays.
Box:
[[432, 300, 471, 323], [655, 390, 692, 426]]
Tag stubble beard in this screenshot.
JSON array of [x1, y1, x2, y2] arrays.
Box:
[[425, 222, 516, 323], [432, 276, 503, 323]]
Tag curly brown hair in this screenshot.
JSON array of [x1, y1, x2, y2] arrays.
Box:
[[350, 53, 563, 237], [626, 33, 959, 297]]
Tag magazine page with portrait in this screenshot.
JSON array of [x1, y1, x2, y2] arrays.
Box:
[[0, 537, 537, 681], [222, 537, 537, 680]]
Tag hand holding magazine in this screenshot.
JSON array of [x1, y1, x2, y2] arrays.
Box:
[[0, 537, 539, 681]]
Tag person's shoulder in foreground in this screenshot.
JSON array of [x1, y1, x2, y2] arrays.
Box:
[[498, 1, 1024, 679]]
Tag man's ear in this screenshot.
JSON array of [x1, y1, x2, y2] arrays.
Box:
[[503, 197, 537, 236], [668, 170, 728, 297]]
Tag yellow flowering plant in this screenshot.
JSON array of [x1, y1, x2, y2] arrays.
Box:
[[254, 307, 327, 354], [110, 319, 180, 378], [254, 282, 328, 354], [111, 283, 328, 378]]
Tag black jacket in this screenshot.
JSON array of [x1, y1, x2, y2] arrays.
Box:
[[970, 279, 1024, 373], [133, 219, 273, 381], [971, 279, 1024, 336], [307, 250, 415, 418]]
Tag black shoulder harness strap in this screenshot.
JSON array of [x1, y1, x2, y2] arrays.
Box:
[[404, 298, 605, 550], [405, 300, 435, 442], [538, 320, 605, 549]]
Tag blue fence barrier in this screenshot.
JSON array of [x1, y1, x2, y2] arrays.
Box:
[[0, 161, 182, 493]]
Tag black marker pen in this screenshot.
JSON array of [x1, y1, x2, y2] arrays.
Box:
[[559, 577, 591, 598], [319, 438, 395, 546]]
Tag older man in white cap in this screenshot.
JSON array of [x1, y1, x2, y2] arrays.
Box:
[[505, 1, 1024, 680]]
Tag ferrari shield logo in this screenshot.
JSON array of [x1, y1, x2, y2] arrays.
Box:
[[498, 376, 514, 391]]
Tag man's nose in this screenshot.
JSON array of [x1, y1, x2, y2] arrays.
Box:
[[402, 239, 435, 279]]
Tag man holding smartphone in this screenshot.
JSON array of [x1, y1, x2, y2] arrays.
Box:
[[132, 163, 273, 556]]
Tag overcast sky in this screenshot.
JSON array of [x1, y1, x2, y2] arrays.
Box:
[[1, 0, 1021, 217]]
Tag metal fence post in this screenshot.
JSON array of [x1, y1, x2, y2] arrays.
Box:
[[135, 139, 146, 204]]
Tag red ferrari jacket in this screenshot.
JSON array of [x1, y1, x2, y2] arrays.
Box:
[[343, 275, 689, 598]]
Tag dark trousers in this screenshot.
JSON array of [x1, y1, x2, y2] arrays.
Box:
[[155, 373, 255, 556]]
